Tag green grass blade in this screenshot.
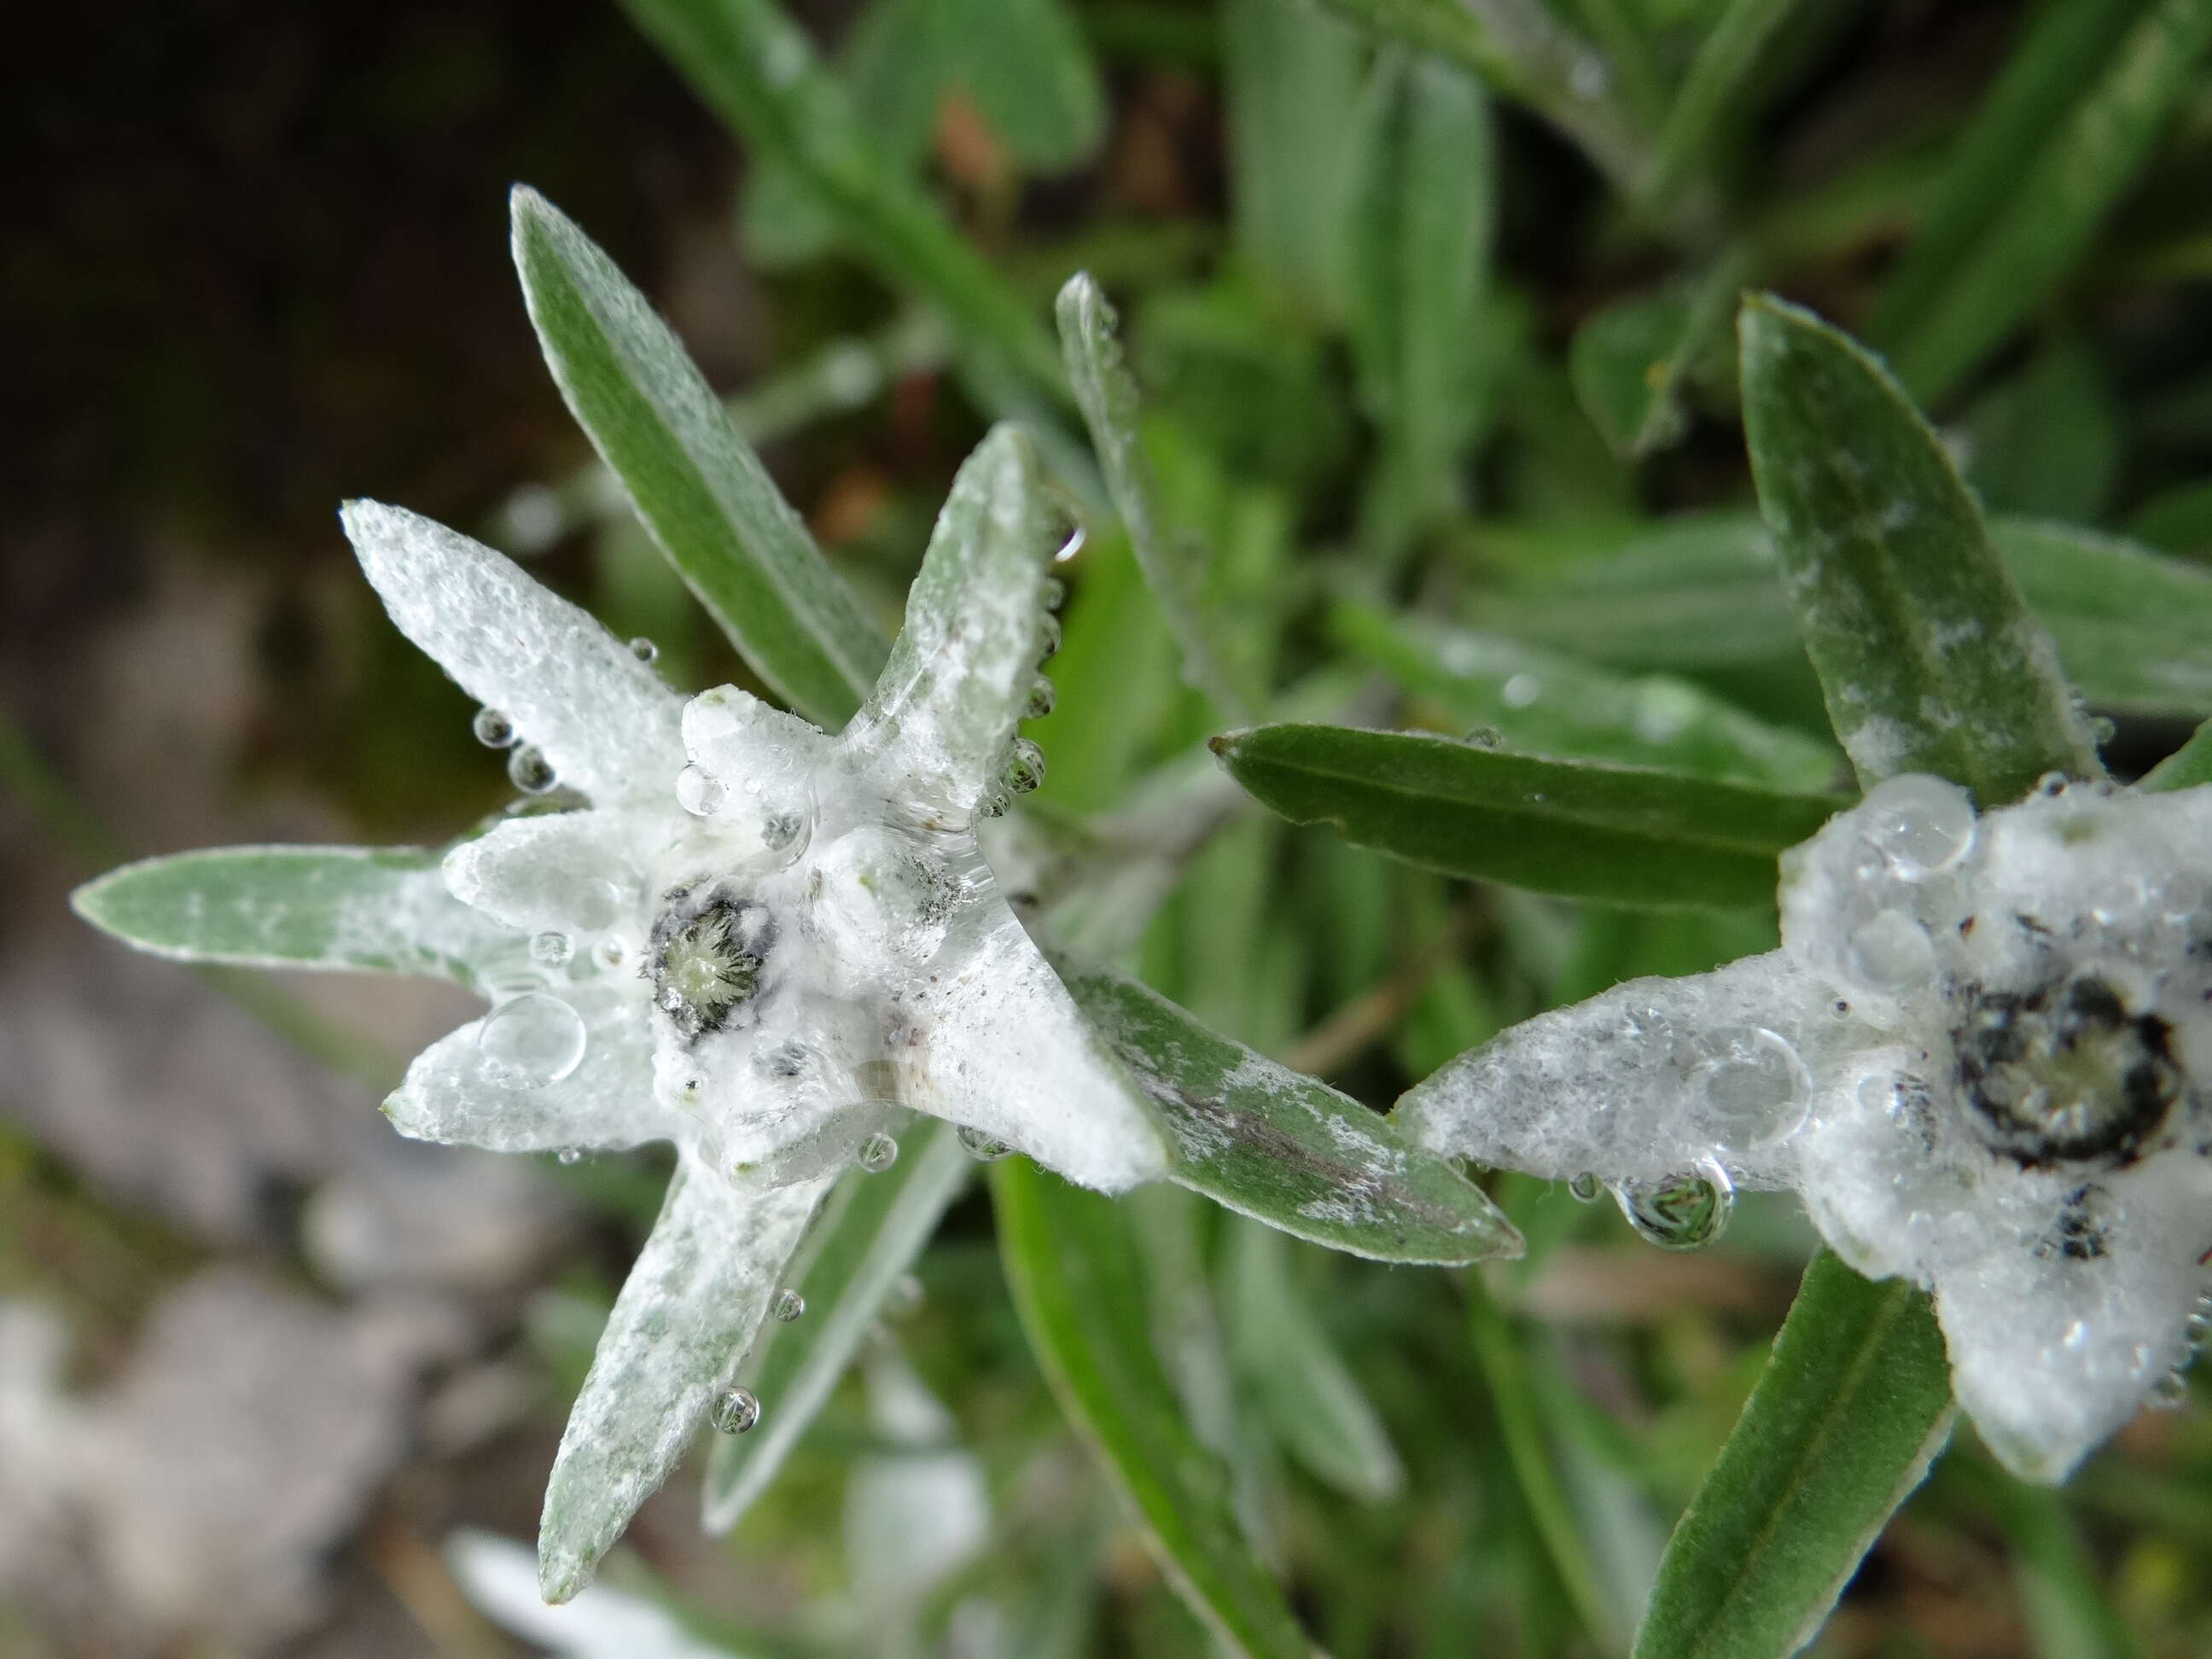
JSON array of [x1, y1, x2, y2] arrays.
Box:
[[1645, 0, 1802, 210], [72, 845, 510, 984], [701, 1119, 970, 1533], [1869, 0, 2212, 401], [1211, 723, 1842, 908], [2142, 720, 2212, 792], [1633, 1250, 1954, 1659], [1336, 603, 1839, 789], [511, 189, 888, 727], [1738, 295, 2098, 802], [1995, 519, 2212, 719], [1057, 274, 1254, 724], [1062, 963, 1521, 1264], [617, 0, 1065, 395], [992, 1159, 1319, 1659], [1225, 1221, 1406, 1504]]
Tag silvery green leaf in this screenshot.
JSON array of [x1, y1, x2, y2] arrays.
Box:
[[71, 846, 511, 983], [1738, 295, 2099, 803], [511, 188, 888, 727], [341, 501, 686, 804], [702, 1119, 970, 1533], [1062, 962, 1521, 1264], [843, 424, 1062, 818], [539, 1155, 831, 1603]]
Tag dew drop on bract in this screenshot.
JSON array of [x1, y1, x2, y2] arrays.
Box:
[[629, 636, 658, 662], [1613, 1161, 1734, 1250], [2150, 1371, 2191, 1411], [1037, 612, 1062, 661], [479, 992, 587, 1086], [556, 1146, 581, 1165], [1846, 910, 1936, 992], [859, 1132, 899, 1173], [530, 929, 574, 968], [1052, 516, 1086, 565], [1026, 676, 1056, 720], [710, 1386, 761, 1435], [1567, 1172, 1600, 1203], [1040, 575, 1066, 610], [1463, 725, 1503, 748], [958, 1125, 1015, 1162], [1004, 736, 1046, 795], [676, 762, 728, 817], [771, 1289, 805, 1323], [507, 744, 557, 795], [1861, 774, 1975, 880], [1694, 1027, 1811, 1149], [472, 707, 516, 748], [978, 789, 1012, 820]]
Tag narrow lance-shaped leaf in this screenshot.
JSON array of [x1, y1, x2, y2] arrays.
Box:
[[1057, 275, 1254, 725], [1213, 724, 1842, 910], [1062, 962, 1521, 1264], [617, 0, 1064, 396], [71, 846, 513, 986], [1738, 295, 2099, 804], [1224, 1220, 1405, 1504], [1336, 603, 1840, 790], [1633, 1250, 1954, 1659], [1870, 0, 2212, 401], [992, 1159, 1318, 1659], [512, 188, 887, 727], [1645, 0, 1802, 211], [702, 1119, 970, 1534], [538, 1158, 832, 1603]]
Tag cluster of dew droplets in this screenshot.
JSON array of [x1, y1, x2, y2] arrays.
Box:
[[471, 702, 559, 795]]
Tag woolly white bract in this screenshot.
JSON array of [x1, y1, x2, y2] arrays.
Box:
[[1399, 771, 2212, 1482], [79, 424, 1167, 1603]]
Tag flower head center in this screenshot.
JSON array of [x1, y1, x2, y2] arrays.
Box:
[[649, 885, 775, 1042]]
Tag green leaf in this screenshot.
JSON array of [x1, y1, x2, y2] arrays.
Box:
[[1062, 962, 1520, 1264], [1211, 723, 1842, 908], [511, 189, 888, 727], [71, 846, 510, 984], [1634, 1251, 1953, 1659], [1645, 0, 1802, 210], [1336, 603, 1840, 789], [1224, 1221, 1405, 1504], [1339, 48, 1495, 553], [992, 1159, 1318, 1659], [1868, 0, 2212, 401], [1568, 256, 1741, 459], [1738, 294, 2098, 802], [618, 0, 1064, 395], [1057, 274, 1254, 725], [701, 1118, 970, 1533], [2124, 476, 2212, 559], [1959, 341, 2119, 522], [939, 0, 1107, 172], [1995, 519, 2212, 719], [2145, 718, 2212, 790]]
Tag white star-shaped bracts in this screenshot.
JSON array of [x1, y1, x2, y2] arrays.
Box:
[[1399, 771, 2212, 1482]]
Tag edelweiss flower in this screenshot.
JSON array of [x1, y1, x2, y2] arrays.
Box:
[[1398, 771, 2212, 1481], [77, 425, 1165, 1597]]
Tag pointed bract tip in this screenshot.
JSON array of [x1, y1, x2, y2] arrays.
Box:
[[1206, 732, 1238, 760], [536, 1549, 587, 1607]]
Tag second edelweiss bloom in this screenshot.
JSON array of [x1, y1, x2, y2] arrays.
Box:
[[343, 430, 1165, 1200], [1398, 771, 2212, 1482]]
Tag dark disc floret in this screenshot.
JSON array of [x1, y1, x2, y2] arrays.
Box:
[[647, 884, 776, 1042]]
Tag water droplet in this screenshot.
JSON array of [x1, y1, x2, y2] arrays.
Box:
[[1463, 725, 1503, 748], [710, 1386, 761, 1435], [1041, 576, 1067, 610], [958, 1125, 1015, 1161], [676, 763, 728, 817], [629, 636, 658, 662], [556, 1146, 582, 1166], [2150, 1371, 2191, 1411], [1025, 676, 1056, 719], [978, 789, 1012, 819], [478, 992, 587, 1086], [1004, 736, 1046, 795], [1613, 1161, 1734, 1251], [472, 707, 516, 748], [1694, 1027, 1811, 1149], [573, 879, 626, 932], [883, 1273, 923, 1318], [2063, 1319, 2087, 1349], [1861, 774, 1975, 880], [2036, 770, 2069, 797], [1567, 1172, 1600, 1202], [530, 929, 574, 968], [771, 1289, 805, 1323], [859, 1132, 899, 1173], [1502, 672, 1540, 709], [1847, 910, 1936, 992], [1053, 517, 1086, 564], [592, 937, 627, 970], [508, 744, 556, 795], [1037, 613, 1062, 661]]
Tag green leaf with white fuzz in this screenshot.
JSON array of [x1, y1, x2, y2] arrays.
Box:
[[1738, 295, 2099, 803], [512, 188, 887, 728]]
